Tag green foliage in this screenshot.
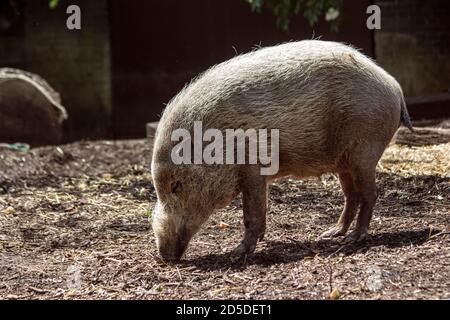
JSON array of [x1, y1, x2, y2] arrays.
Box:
[[247, 0, 343, 32], [49, 0, 59, 10], [144, 209, 153, 219], [0, 0, 59, 10]]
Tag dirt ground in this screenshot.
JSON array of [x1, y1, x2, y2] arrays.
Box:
[[0, 133, 449, 299]]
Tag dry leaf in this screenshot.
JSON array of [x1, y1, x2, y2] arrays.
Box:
[[3, 206, 15, 214], [329, 288, 340, 300], [219, 221, 230, 229]]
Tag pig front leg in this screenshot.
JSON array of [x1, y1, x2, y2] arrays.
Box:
[[231, 170, 267, 260]]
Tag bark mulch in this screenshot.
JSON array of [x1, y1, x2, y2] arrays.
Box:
[[0, 131, 449, 299]]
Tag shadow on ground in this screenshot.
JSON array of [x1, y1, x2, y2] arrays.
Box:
[[183, 228, 441, 271]]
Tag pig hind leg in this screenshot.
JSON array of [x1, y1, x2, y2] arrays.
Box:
[[319, 172, 360, 239], [344, 150, 380, 242]]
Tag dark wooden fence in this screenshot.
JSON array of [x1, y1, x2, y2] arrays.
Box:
[[109, 0, 373, 138]]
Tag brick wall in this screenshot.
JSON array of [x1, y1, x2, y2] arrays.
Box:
[[375, 0, 450, 96], [0, 0, 112, 142]]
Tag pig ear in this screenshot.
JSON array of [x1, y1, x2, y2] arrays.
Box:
[[171, 181, 182, 194]]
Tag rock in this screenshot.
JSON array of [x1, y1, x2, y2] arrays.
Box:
[[0, 68, 68, 146], [146, 122, 159, 140], [146, 121, 159, 156]]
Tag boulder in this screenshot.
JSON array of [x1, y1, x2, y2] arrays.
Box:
[[0, 68, 68, 146]]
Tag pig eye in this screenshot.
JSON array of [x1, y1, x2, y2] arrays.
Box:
[[171, 181, 182, 194]]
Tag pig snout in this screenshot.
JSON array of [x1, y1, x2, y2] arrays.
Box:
[[152, 203, 193, 261], [157, 231, 191, 261]]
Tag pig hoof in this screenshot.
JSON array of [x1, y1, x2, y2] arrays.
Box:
[[230, 242, 256, 262], [319, 225, 347, 239], [343, 229, 368, 243], [230, 252, 246, 263]]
